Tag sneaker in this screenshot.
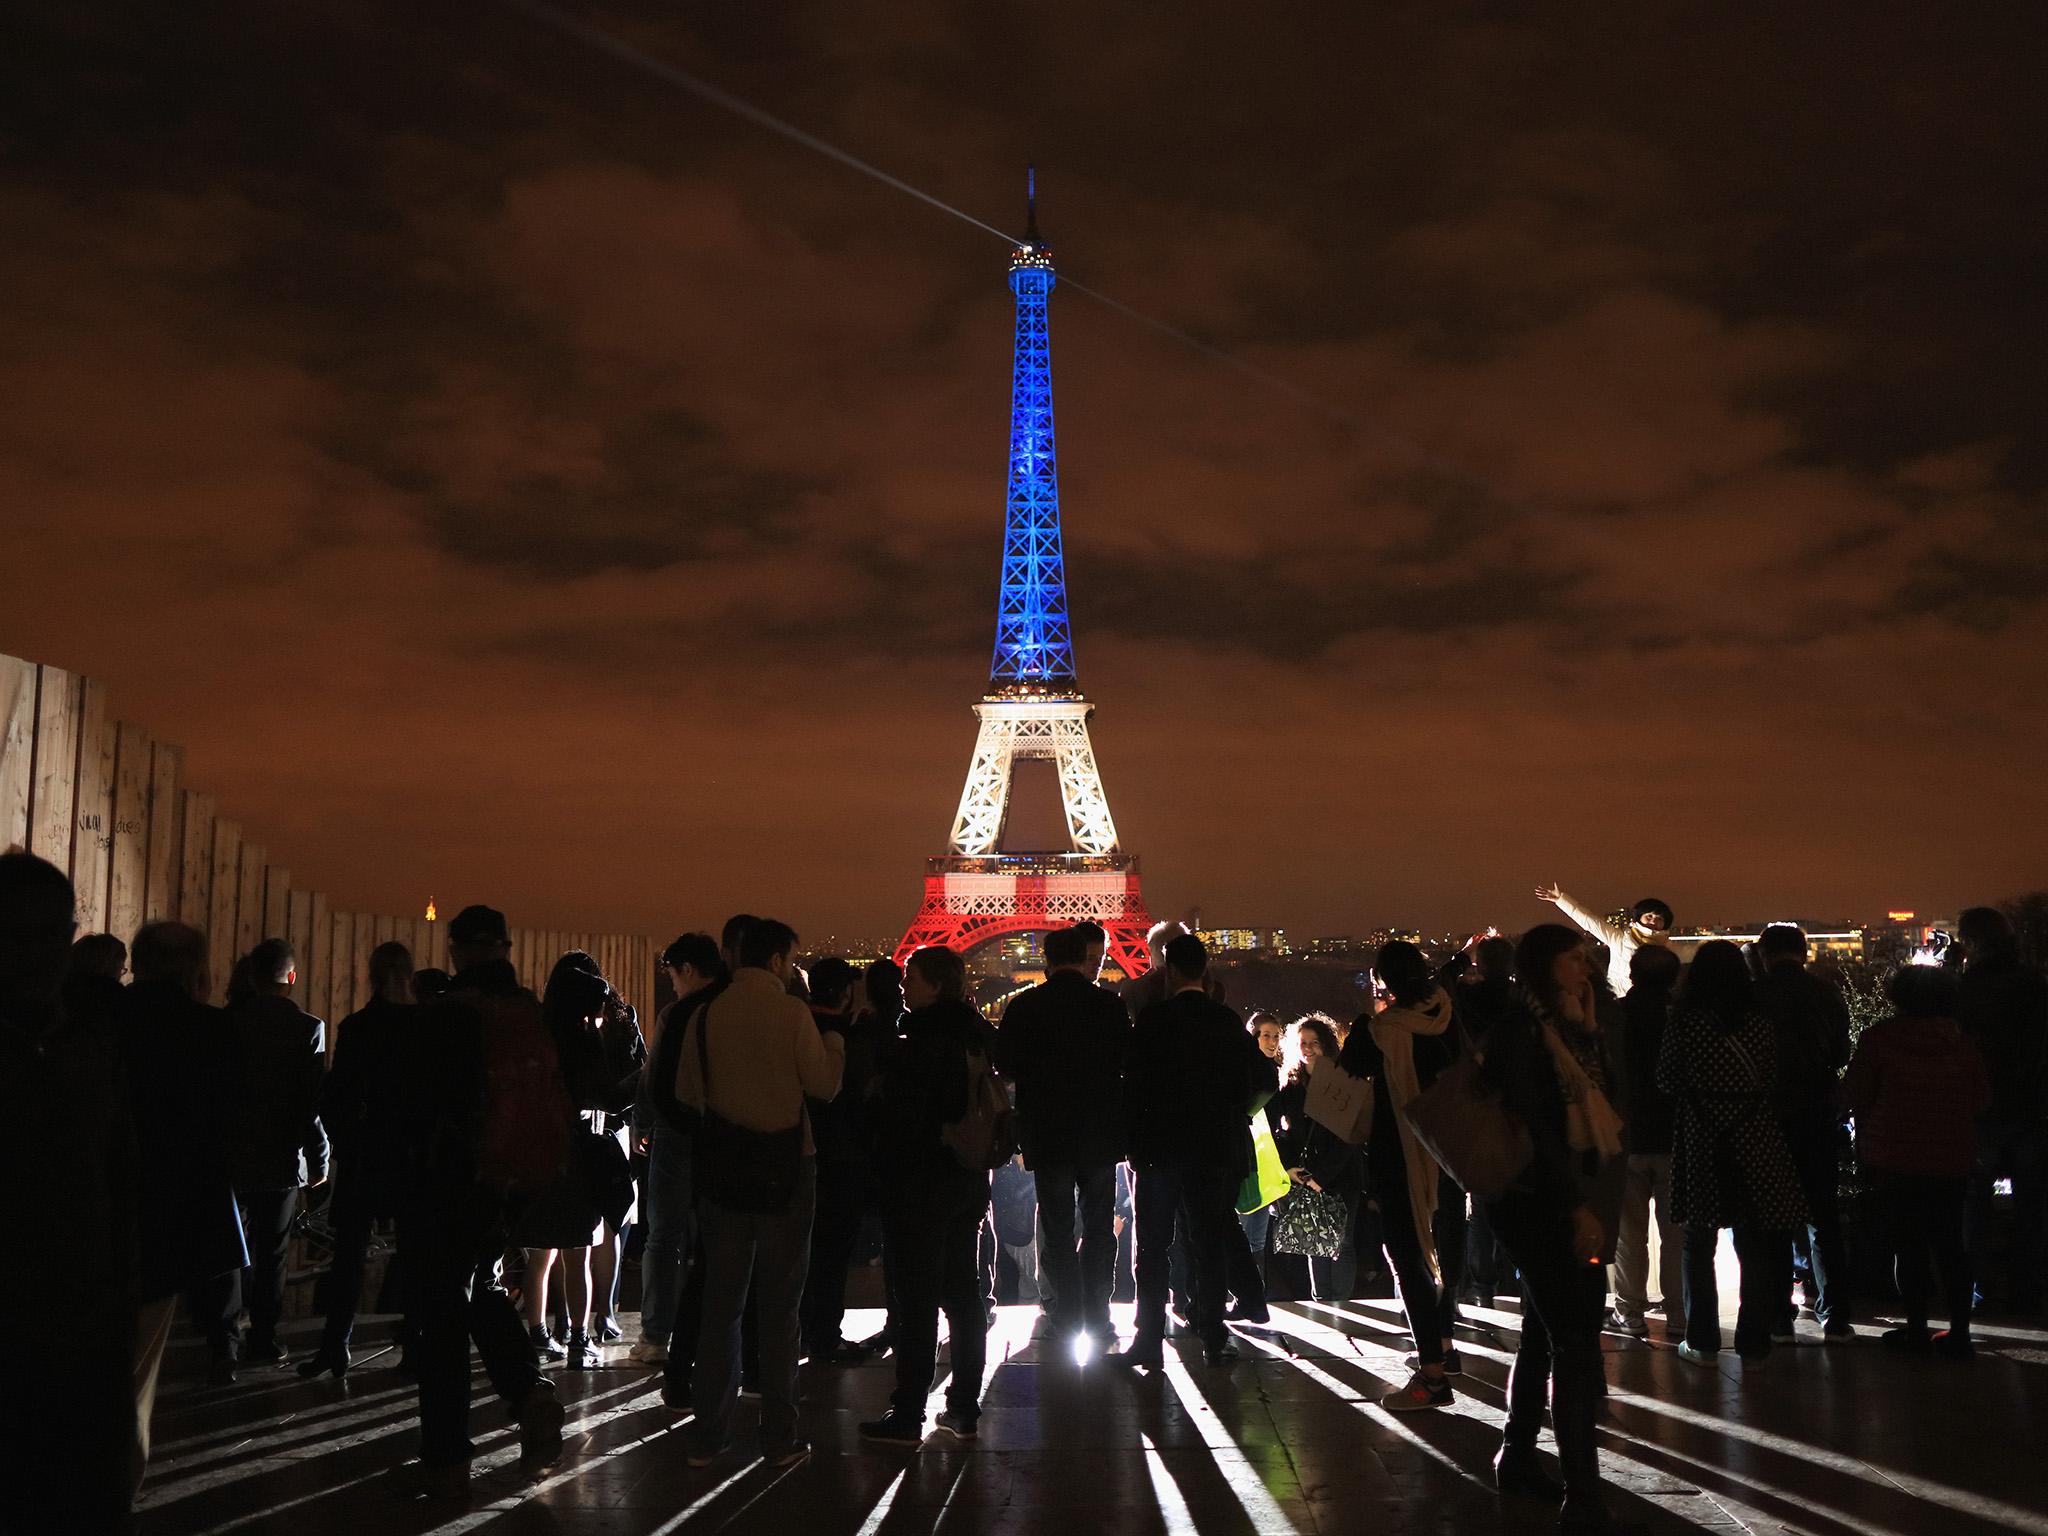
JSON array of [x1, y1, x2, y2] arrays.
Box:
[[934, 1410, 979, 1441], [763, 1439, 812, 1468], [1675, 1342, 1717, 1369], [1931, 1330, 1976, 1360], [248, 1339, 289, 1367], [1381, 1371, 1454, 1411], [515, 1382, 565, 1474], [1769, 1327, 1798, 1345], [1404, 1349, 1463, 1376], [565, 1330, 599, 1370], [1606, 1309, 1649, 1339], [685, 1438, 729, 1468], [1880, 1326, 1932, 1353], [628, 1338, 669, 1366], [859, 1412, 926, 1446], [529, 1324, 566, 1361], [1820, 1324, 1856, 1345]]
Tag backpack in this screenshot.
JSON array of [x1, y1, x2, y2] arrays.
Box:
[[941, 1039, 1018, 1172], [473, 986, 575, 1195]]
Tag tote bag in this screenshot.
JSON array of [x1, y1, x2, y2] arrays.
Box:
[[1236, 1109, 1292, 1215], [1273, 1188, 1349, 1258], [1404, 1053, 1533, 1200]]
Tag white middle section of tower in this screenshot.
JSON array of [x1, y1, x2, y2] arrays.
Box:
[[948, 697, 1120, 857]]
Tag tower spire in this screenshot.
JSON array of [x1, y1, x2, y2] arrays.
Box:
[[1025, 163, 1040, 244]]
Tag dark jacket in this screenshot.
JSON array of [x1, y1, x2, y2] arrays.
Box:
[[1847, 1013, 1991, 1176], [1339, 1017, 1457, 1200], [1267, 1073, 1364, 1196], [1125, 988, 1276, 1178], [995, 969, 1132, 1168], [637, 979, 728, 1139], [1615, 982, 1678, 1155], [324, 996, 411, 1198], [873, 997, 993, 1220], [117, 980, 248, 1299], [1456, 975, 1518, 1047], [1477, 994, 1581, 1214], [1958, 953, 2048, 1125], [809, 1001, 879, 1165], [1754, 963, 1852, 1121], [228, 992, 329, 1191], [401, 957, 525, 1198], [1, 987, 137, 1328]]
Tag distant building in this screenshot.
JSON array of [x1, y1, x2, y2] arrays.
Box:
[[1196, 927, 1289, 956], [1669, 925, 1866, 964]]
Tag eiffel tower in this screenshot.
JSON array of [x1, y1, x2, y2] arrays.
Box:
[[895, 171, 1154, 977]]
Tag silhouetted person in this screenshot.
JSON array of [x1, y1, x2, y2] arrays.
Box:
[[1607, 944, 1685, 1340], [1479, 924, 1628, 1527], [399, 904, 564, 1496], [1955, 905, 2048, 1310], [1115, 933, 1274, 1370], [861, 945, 993, 1445], [303, 940, 416, 1378], [223, 937, 328, 1368], [802, 955, 880, 1363], [1753, 922, 1854, 1339], [1848, 965, 1990, 1355], [1659, 940, 1805, 1368], [118, 922, 245, 1484], [995, 923, 1132, 1346], [1, 853, 136, 1534]]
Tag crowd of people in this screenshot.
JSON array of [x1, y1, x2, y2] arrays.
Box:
[[2, 845, 2044, 1536]]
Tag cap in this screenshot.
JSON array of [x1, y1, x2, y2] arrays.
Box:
[[448, 904, 510, 946]]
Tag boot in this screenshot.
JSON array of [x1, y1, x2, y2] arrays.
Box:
[[1494, 1445, 1564, 1503]]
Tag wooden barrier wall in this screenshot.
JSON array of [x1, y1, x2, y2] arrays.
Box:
[[0, 651, 656, 1028]]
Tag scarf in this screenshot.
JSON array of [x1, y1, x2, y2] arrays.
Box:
[[1522, 989, 1625, 1160], [1372, 986, 1455, 1280]]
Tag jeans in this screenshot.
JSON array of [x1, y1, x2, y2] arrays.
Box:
[[887, 1208, 988, 1422], [403, 1191, 546, 1467], [1781, 1115, 1851, 1327], [236, 1187, 300, 1350], [803, 1158, 872, 1351], [1488, 1194, 1611, 1505], [1432, 1175, 1468, 1329], [320, 1174, 409, 1354], [1682, 1224, 1790, 1358], [1379, 1178, 1446, 1364], [1032, 1161, 1118, 1334], [692, 1159, 816, 1453], [1610, 1152, 1684, 1330], [1878, 1171, 1972, 1333], [1134, 1164, 1235, 1347], [639, 1128, 694, 1347], [1968, 1119, 2046, 1307]]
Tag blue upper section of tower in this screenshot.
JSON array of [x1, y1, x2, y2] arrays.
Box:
[[989, 168, 1078, 694]]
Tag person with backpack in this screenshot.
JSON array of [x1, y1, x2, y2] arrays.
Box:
[[1753, 923, 1855, 1340], [398, 904, 565, 1498], [1113, 933, 1277, 1372], [859, 944, 1000, 1445], [674, 917, 844, 1469], [994, 923, 1132, 1350], [631, 931, 726, 1366]]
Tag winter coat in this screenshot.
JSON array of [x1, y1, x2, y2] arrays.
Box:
[[995, 969, 1133, 1168], [1267, 1074, 1364, 1196], [117, 980, 249, 1299], [324, 996, 412, 1204], [1958, 954, 2048, 1126], [1846, 1014, 1991, 1176], [873, 997, 992, 1221], [0, 988, 137, 1328], [1125, 989, 1276, 1178], [1657, 1003, 1807, 1231], [809, 1002, 882, 1167], [1614, 983, 1678, 1156], [228, 993, 329, 1191], [1754, 963, 1852, 1122]]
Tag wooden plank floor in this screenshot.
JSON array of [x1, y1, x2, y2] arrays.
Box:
[[132, 1295, 2048, 1536]]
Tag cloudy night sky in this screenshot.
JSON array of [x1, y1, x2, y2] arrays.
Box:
[[3, 2, 2043, 944]]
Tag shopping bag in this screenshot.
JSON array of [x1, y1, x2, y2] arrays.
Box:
[[1404, 1053, 1532, 1199], [1237, 1109, 1291, 1215], [1304, 1057, 1374, 1145], [1273, 1188, 1350, 1257]]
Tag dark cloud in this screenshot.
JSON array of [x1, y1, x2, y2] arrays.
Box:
[[1, 0, 2042, 941]]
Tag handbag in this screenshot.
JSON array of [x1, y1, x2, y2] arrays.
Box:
[[1304, 1057, 1374, 1145], [1236, 1109, 1291, 1215], [693, 994, 804, 1215], [1273, 1187, 1349, 1258], [1404, 1053, 1533, 1200]]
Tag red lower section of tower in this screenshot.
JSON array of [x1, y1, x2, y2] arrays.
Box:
[[894, 855, 1153, 977]]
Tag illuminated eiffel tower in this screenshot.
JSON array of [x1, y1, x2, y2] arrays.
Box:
[[895, 171, 1153, 977]]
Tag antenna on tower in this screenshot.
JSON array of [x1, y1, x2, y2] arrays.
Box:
[[1025, 163, 1040, 243]]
